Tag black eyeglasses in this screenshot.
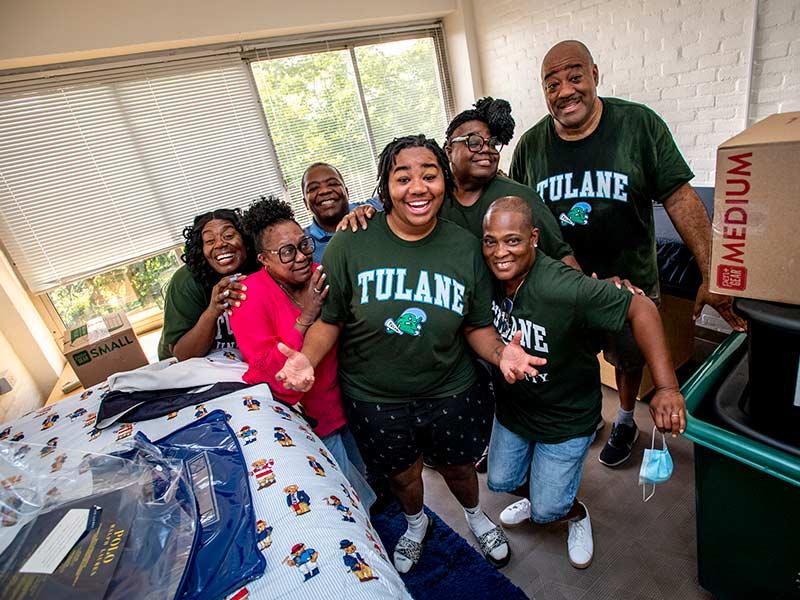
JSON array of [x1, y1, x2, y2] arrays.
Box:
[[263, 236, 315, 263], [450, 133, 504, 153]]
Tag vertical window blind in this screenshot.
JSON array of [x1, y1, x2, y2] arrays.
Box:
[[0, 54, 285, 293]]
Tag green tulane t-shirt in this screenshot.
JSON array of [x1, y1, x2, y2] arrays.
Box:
[[509, 97, 694, 295], [440, 174, 573, 260], [493, 254, 633, 443], [157, 265, 236, 360], [322, 212, 494, 403]]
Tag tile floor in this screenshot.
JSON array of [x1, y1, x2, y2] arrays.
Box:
[[421, 386, 715, 600]]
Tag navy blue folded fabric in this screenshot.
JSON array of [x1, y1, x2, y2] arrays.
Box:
[[114, 410, 265, 600], [152, 410, 266, 600], [96, 382, 250, 429]]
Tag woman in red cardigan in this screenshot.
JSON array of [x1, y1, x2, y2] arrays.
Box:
[[229, 195, 373, 507]]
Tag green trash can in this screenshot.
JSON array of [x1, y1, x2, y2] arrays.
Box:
[[683, 333, 800, 600]]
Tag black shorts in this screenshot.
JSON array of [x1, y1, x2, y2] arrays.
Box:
[[345, 382, 492, 478], [603, 290, 661, 373]]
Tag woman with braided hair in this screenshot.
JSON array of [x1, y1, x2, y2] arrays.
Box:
[[441, 97, 577, 267], [276, 135, 547, 573], [158, 208, 258, 361], [338, 98, 578, 270]]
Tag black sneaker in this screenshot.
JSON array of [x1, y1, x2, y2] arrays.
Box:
[[598, 422, 639, 467]]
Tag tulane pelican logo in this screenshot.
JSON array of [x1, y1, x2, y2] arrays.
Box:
[[559, 202, 592, 227], [384, 308, 427, 336]]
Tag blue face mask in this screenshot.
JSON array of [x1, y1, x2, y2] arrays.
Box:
[[639, 427, 674, 502]]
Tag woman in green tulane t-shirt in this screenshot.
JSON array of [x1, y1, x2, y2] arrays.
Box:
[[441, 97, 577, 269], [338, 97, 578, 271], [275, 135, 545, 575], [158, 208, 258, 361]]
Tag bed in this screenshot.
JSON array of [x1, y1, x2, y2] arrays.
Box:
[[0, 353, 410, 600]]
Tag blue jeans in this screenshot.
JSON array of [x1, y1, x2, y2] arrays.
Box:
[[322, 426, 376, 511], [487, 417, 594, 523]]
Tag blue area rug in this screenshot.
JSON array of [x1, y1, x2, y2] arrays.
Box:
[[371, 502, 528, 600]]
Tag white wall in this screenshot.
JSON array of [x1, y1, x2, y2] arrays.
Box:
[[471, 0, 800, 184], [750, 0, 800, 121]]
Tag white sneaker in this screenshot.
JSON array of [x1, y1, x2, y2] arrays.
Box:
[[499, 498, 531, 527], [567, 502, 593, 569]]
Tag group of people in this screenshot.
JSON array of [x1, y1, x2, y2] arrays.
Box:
[[157, 39, 743, 574]]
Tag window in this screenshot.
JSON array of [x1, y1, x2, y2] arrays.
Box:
[[0, 24, 454, 335], [47, 249, 181, 330], [0, 54, 284, 296], [250, 34, 452, 218]]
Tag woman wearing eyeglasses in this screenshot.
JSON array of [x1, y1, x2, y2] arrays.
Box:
[[441, 97, 578, 269], [228, 196, 373, 502], [338, 98, 578, 271]]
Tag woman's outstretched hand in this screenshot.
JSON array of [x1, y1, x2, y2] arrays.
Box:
[[275, 343, 315, 392]]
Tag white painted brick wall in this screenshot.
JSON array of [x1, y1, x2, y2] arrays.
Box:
[[749, 0, 800, 122], [470, 0, 800, 185]]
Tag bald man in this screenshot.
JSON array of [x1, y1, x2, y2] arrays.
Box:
[[509, 40, 745, 469], [481, 196, 685, 569]]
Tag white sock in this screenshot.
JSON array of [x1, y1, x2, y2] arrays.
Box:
[[403, 509, 429, 543], [465, 503, 508, 561], [615, 407, 635, 427], [464, 503, 494, 537], [394, 510, 429, 574]]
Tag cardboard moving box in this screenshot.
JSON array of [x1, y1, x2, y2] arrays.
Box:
[[711, 112, 800, 305], [63, 312, 148, 387]]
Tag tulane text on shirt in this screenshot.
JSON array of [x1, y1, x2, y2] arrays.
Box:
[[536, 171, 628, 203], [491, 302, 549, 353], [357, 268, 466, 315]]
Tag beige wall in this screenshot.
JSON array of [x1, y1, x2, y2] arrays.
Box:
[[0, 0, 458, 69], [0, 330, 40, 423], [0, 249, 64, 410]]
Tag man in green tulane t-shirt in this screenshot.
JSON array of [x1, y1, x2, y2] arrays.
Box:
[[321, 211, 494, 401], [510, 40, 745, 469], [441, 173, 572, 261], [510, 96, 689, 296], [481, 196, 686, 570], [158, 265, 236, 360]]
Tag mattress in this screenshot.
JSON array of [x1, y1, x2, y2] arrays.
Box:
[[0, 373, 410, 600]]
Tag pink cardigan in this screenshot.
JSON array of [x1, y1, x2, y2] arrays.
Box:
[[229, 267, 345, 438]]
